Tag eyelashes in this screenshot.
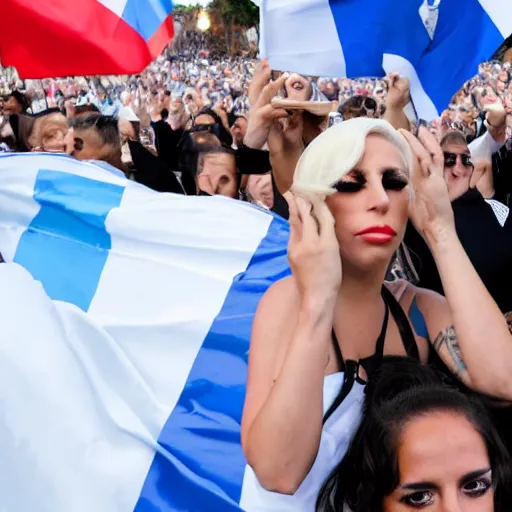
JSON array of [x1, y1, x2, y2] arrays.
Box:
[[334, 169, 408, 193]]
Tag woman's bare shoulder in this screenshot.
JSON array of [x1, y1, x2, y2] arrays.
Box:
[[258, 275, 301, 310], [252, 276, 301, 355]]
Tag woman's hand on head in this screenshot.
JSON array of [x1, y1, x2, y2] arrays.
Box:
[[400, 127, 456, 248], [284, 192, 342, 302]]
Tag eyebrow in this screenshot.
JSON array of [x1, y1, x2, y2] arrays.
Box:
[[400, 467, 492, 491], [460, 467, 492, 485], [400, 482, 438, 491]]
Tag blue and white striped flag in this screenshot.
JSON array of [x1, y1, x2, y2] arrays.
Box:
[[0, 153, 290, 512], [256, 0, 512, 120]]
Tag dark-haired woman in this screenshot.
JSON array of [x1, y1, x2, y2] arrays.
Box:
[[317, 357, 512, 512], [239, 119, 512, 511]]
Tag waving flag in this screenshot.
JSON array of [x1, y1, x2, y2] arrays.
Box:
[[256, 0, 512, 120], [0, 153, 290, 511], [0, 0, 175, 78]]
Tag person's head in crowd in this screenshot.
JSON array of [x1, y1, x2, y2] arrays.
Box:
[[8, 113, 35, 152], [245, 173, 274, 209], [72, 103, 100, 120], [441, 131, 474, 201], [292, 118, 412, 271], [316, 357, 512, 512], [192, 107, 233, 147], [67, 114, 123, 170], [196, 144, 239, 198], [118, 106, 140, 144], [29, 109, 69, 153], [160, 108, 169, 122], [184, 88, 200, 116], [339, 95, 379, 120], [230, 115, 247, 148], [3, 91, 29, 116], [284, 73, 312, 101]]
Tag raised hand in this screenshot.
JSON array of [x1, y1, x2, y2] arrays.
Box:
[[244, 65, 289, 150], [385, 72, 410, 110], [285, 192, 342, 300], [400, 127, 456, 247], [267, 111, 305, 193]]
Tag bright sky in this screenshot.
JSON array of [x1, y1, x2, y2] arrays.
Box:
[[176, 0, 211, 6]]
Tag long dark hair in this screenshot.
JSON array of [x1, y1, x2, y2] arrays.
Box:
[[316, 357, 512, 512]]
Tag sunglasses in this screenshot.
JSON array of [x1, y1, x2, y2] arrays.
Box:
[[444, 152, 473, 168]]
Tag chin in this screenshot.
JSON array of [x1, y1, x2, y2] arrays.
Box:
[[342, 247, 397, 275]]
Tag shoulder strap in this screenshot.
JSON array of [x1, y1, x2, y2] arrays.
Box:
[[331, 329, 343, 370], [381, 286, 420, 361], [372, 290, 390, 362]]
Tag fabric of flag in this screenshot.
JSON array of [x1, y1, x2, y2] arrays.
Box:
[[0, 152, 291, 511], [0, 0, 175, 78], [256, 0, 512, 120]]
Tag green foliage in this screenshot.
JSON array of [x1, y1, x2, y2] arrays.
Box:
[[209, 0, 259, 27], [173, 4, 203, 13]]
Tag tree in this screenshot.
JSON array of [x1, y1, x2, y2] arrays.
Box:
[[209, 0, 259, 28]]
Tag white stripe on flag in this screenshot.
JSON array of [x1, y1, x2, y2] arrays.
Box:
[[96, 0, 129, 17], [383, 53, 439, 121], [260, 0, 346, 76], [477, 0, 512, 38]]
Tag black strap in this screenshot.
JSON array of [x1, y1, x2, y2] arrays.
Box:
[[325, 289, 390, 424], [372, 293, 390, 363], [324, 287, 420, 424], [381, 286, 420, 361]]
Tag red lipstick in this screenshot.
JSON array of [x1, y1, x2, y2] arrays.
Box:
[[355, 225, 397, 244]]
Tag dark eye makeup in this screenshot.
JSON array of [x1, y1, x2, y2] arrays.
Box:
[[333, 168, 408, 193], [399, 470, 493, 508]]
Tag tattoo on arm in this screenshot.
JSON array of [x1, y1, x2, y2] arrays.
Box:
[[433, 326, 467, 377], [504, 311, 512, 334]]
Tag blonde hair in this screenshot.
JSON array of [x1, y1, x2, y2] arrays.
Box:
[[292, 118, 414, 198]]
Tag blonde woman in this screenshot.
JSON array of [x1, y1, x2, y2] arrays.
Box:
[[239, 118, 512, 511]]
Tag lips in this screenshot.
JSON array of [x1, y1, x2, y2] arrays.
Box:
[[355, 225, 397, 236]]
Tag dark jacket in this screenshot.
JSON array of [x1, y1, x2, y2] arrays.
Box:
[[404, 188, 512, 313]]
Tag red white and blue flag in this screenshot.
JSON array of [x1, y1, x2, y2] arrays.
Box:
[[0, 0, 175, 78]]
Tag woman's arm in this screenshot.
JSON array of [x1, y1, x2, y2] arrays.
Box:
[[422, 232, 512, 399], [242, 195, 342, 494], [402, 127, 512, 400], [242, 278, 336, 494]]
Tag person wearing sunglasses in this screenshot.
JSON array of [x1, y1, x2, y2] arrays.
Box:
[[402, 131, 512, 412], [442, 131, 476, 201]]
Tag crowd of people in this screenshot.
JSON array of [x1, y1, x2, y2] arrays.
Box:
[[1, 23, 512, 512]]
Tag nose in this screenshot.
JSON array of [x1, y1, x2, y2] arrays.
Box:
[[451, 157, 468, 178], [367, 179, 390, 213], [438, 489, 463, 512]]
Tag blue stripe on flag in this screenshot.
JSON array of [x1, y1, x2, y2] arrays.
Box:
[[419, 0, 504, 113], [329, 0, 430, 78], [14, 170, 125, 312], [122, 0, 174, 41], [134, 214, 291, 512]]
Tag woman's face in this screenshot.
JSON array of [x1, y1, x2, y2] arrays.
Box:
[[325, 134, 409, 271], [384, 412, 494, 511], [284, 73, 312, 101], [33, 113, 69, 153]]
